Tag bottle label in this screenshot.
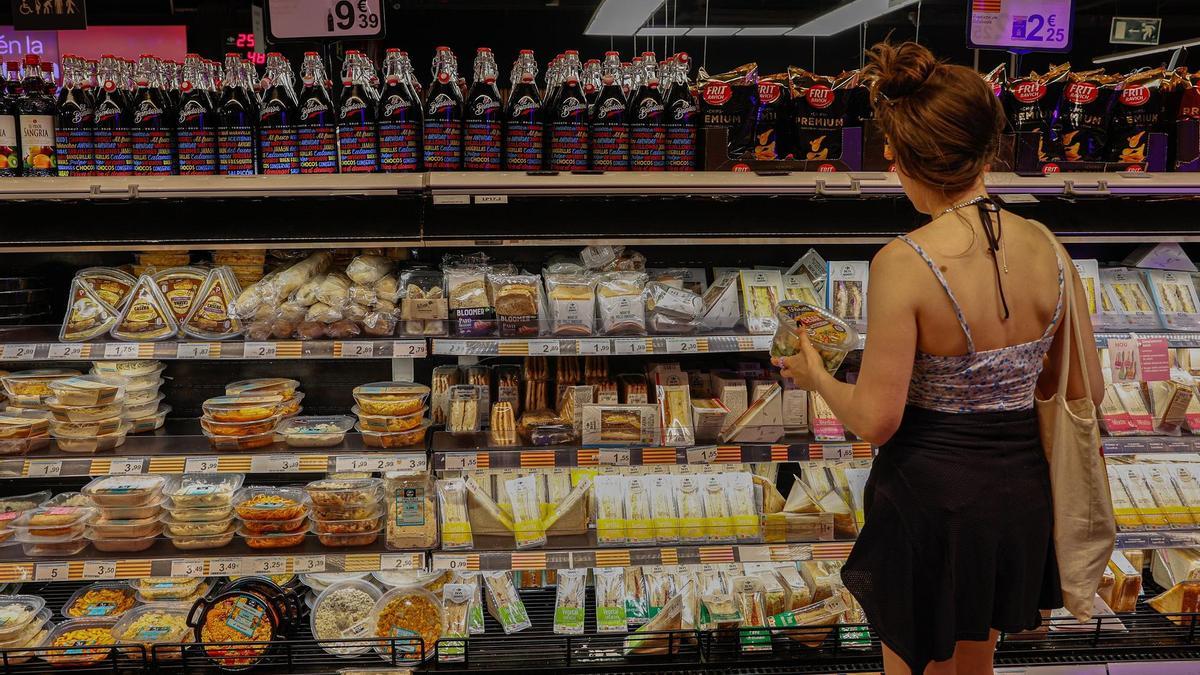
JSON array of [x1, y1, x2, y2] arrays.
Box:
[[665, 126, 696, 171], [0, 115, 18, 176], [217, 126, 256, 175], [590, 122, 629, 171], [504, 122, 543, 171], [131, 127, 175, 175], [463, 120, 501, 170], [336, 122, 379, 173], [55, 122, 94, 177], [93, 127, 134, 176], [550, 123, 589, 171], [260, 126, 299, 174], [297, 123, 337, 174], [630, 124, 665, 171], [423, 120, 462, 170], [19, 114, 55, 175], [377, 120, 419, 172], [176, 128, 218, 175]]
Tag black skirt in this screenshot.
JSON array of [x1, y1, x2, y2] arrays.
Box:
[[841, 405, 1062, 673]]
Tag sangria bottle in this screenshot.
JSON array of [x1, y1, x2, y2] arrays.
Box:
[[463, 47, 502, 171], [336, 51, 380, 172], [16, 55, 56, 176], [217, 56, 257, 175], [628, 57, 665, 171], [503, 50, 543, 171], [258, 52, 300, 174], [296, 52, 337, 174], [423, 46, 463, 171], [0, 61, 21, 176], [589, 51, 628, 171], [377, 49, 421, 172], [663, 53, 697, 171], [548, 50, 589, 171]]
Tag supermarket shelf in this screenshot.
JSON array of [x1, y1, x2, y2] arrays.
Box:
[[430, 541, 857, 572], [1115, 529, 1200, 550], [0, 174, 424, 201], [431, 334, 774, 357], [1095, 331, 1200, 348], [1102, 436, 1200, 456], [431, 432, 873, 469], [0, 536, 425, 583]]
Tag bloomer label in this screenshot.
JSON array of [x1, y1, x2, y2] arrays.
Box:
[[378, 120, 419, 171], [337, 123, 379, 173]]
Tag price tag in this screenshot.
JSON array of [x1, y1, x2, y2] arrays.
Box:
[[665, 337, 699, 354], [250, 455, 300, 473], [614, 338, 649, 355], [1, 344, 37, 360], [339, 341, 375, 358], [268, 0, 384, 40], [598, 449, 632, 466], [292, 555, 326, 574], [208, 558, 243, 576], [103, 343, 140, 359], [822, 443, 856, 460], [529, 339, 561, 356], [749, 335, 774, 351], [27, 460, 62, 477], [170, 559, 207, 578], [250, 556, 288, 575], [393, 340, 427, 358], [47, 344, 84, 359], [390, 454, 427, 473], [439, 340, 468, 356], [737, 546, 772, 563], [34, 562, 69, 582], [184, 456, 221, 474], [686, 446, 719, 464], [177, 343, 213, 359], [578, 338, 611, 355], [443, 453, 479, 471], [108, 457, 145, 475], [381, 553, 422, 570], [244, 342, 278, 359], [334, 455, 371, 473], [82, 561, 117, 580], [786, 544, 813, 561], [431, 555, 468, 571]]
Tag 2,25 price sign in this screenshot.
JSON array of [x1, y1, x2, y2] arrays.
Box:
[[267, 0, 385, 41], [968, 0, 1074, 53]]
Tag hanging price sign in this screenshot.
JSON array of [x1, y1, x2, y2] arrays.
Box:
[[267, 0, 385, 41]]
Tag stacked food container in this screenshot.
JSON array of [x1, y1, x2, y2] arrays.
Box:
[[0, 415, 49, 456], [0, 594, 51, 664], [46, 374, 131, 452], [351, 381, 432, 448], [10, 505, 95, 556], [1, 368, 79, 418], [0, 490, 50, 545], [200, 378, 302, 450], [81, 475, 167, 552], [305, 477, 384, 548], [91, 360, 170, 433], [161, 473, 243, 550], [233, 486, 310, 549], [132, 576, 209, 604]]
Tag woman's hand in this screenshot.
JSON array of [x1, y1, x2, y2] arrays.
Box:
[[772, 330, 828, 391]]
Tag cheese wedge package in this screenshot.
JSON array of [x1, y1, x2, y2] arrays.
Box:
[[110, 275, 179, 342], [182, 268, 244, 340], [60, 278, 119, 342]]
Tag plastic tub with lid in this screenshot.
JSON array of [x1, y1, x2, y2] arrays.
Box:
[[54, 423, 131, 453], [0, 370, 79, 400], [0, 434, 50, 456], [40, 617, 120, 666], [85, 525, 161, 552], [225, 378, 300, 398], [94, 497, 166, 521], [91, 360, 161, 378], [122, 393, 165, 420], [124, 404, 170, 434], [304, 477, 382, 510], [201, 428, 276, 451], [19, 536, 87, 557], [48, 416, 123, 438], [310, 579, 383, 658], [200, 414, 282, 437], [236, 523, 308, 549], [201, 395, 284, 423], [369, 585, 445, 662], [45, 399, 125, 424], [110, 603, 191, 659], [233, 486, 309, 521], [0, 415, 48, 439], [356, 420, 431, 448], [165, 500, 232, 522], [237, 508, 309, 534], [187, 589, 282, 670], [134, 576, 205, 602], [88, 514, 160, 538], [771, 301, 859, 374], [164, 473, 245, 508], [0, 595, 46, 640], [165, 524, 236, 550], [351, 381, 430, 416], [61, 581, 136, 618], [46, 375, 126, 407], [82, 475, 167, 507], [0, 607, 49, 648], [278, 415, 354, 448], [9, 506, 96, 540], [94, 363, 165, 390], [124, 378, 164, 406], [352, 406, 427, 433]]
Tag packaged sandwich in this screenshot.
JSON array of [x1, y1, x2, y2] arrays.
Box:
[[1116, 465, 1169, 530], [731, 576, 771, 651], [483, 571, 531, 634], [1147, 269, 1200, 330], [446, 264, 495, 337], [597, 272, 647, 335], [649, 475, 680, 544], [624, 476, 655, 545], [1168, 465, 1200, 521], [437, 479, 474, 550], [827, 261, 869, 331], [582, 404, 658, 446], [656, 383, 695, 447], [702, 474, 735, 542], [725, 472, 761, 543], [783, 275, 822, 306], [506, 475, 547, 549], [545, 273, 597, 336], [553, 569, 587, 635], [739, 270, 782, 334], [1073, 259, 1102, 322], [676, 475, 708, 544], [767, 588, 851, 646], [624, 566, 649, 627], [490, 272, 541, 337], [1141, 464, 1194, 528], [594, 567, 628, 633], [595, 474, 627, 546], [1108, 465, 1146, 531]]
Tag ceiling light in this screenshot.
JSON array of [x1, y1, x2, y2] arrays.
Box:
[[788, 0, 921, 37], [1093, 36, 1200, 64], [686, 26, 740, 36], [735, 26, 792, 36], [636, 26, 690, 36], [585, 0, 666, 36]]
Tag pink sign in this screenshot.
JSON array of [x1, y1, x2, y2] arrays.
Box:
[[0, 26, 59, 64], [57, 25, 187, 62]]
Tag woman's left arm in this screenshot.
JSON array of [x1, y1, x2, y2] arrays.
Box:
[[776, 244, 918, 446]]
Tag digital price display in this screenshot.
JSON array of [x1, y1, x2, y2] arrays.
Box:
[[968, 0, 1074, 53], [266, 0, 385, 41], [223, 31, 264, 65]]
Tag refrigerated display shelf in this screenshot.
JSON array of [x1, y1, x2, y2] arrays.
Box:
[[431, 335, 775, 357], [429, 542, 857, 573]]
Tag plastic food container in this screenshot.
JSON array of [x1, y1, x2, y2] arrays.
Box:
[[313, 526, 381, 548], [10, 507, 96, 539], [226, 378, 300, 398], [352, 381, 430, 416], [161, 514, 236, 537], [0, 415, 49, 439], [91, 361, 161, 378], [48, 416, 123, 438], [124, 404, 170, 434], [124, 378, 164, 406], [0, 370, 79, 399], [95, 497, 166, 521], [237, 523, 307, 549], [164, 473, 245, 508], [201, 395, 284, 423], [55, 423, 131, 453], [88, 515, 159, 538], [20, 537, 87, 557], [0, 434, 49, 456], [772, 301, 859, 374], [0, 595, 46, 640], [201, 428, 276, 450], [41, 492, 90, 508], [166, 524, 235, 550], [370, 585, 445, 662], [105, 364, 166, 390], [352, 406, 427, 433], [85, 525, 161, 552], [12, 522, 86, 544], [278, 392, 304, 417], [310, 579, 383, 658], [166, 501, 233, 522], [135, 576, 205, 601], [61, 581, 136, 618], [311, 509, 384, 534], [0, 490, 50, 514], [46, 399, 125, 423], [189, 589, 281, 669], [238, 509, 309, 534], [41, 617, 119, 665], [356, 420, 431, 448], [278, 415, 354, 448], [0, 405, 51, 420], [111, 604, 191, 658], [122, 393, 165, 420], [46, 375, 126, 407], [82, 475, 166, 507], [233, 487, 309, 521], [305, 478, 382, 509], [0, 607, 49, 651], [301, 572, 370, 592], [200, 414, 281, 437]]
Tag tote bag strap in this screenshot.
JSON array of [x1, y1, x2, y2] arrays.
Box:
[[1029, 219, 1093, 399]]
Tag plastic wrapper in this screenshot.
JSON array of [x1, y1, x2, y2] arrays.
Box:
[[61, 279, 120, 342], [489, 272, 541, 337], [77, 267, 136, 311], [657, 383, 695, 446], [644, 568, 675, 619], [110, 275, 179, 341], [483, 571, 531, 634], [545, 272, 597, 336], [649, 475, 680, 544], [346, 255, 392, 285], [624, 476, 655, 545], [595, 474, 627, 546], [594, 567, 628, 633], [437, 479, 473, 550], [446, 265, 496, 337], [153, 266, 207, 323], [731, 575, 771, 651], [400, 269, 447, 336], [623, 581, 687, 656], [676, 475, 708, 544], [766, 587, 851, 646], [430, 366, 460, 425], [773, 301, 858, 374], [597, 272, 647, 335], [553, 568, 586, 635], [506, 475, 546, 549], [739, 270, 781, 334], [646, 281, 704, 320], [446, 385, 482, 435], [725, 472, 761, 543], [702, 474, 735, 542]]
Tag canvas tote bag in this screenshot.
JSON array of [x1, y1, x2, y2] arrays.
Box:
[[1033, 223, 1116, 622]]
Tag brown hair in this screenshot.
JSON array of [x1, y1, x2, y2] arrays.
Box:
[[863, 41, 1004, 195]]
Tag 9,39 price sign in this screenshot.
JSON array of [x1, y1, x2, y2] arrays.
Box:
[[968, 0, 1074, 53], [267, 0, 385, 41]]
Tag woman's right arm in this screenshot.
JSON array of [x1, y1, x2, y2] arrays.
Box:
[[1039, 264, 1105, 406]]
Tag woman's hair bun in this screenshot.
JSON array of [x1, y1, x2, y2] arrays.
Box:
[[865, 41, 938, 101]]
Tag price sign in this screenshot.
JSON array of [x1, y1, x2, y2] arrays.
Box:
[[786, 544, 813, 561], [339, 341, 375, 358], [47, 344, 84, 359], [334, 455, 371, 473], [250, 454, 300, 473], [443, 453, 479, 471], [209, 558, 243, 576], [665, 337, 699, 354], [822, 443, 857, 460], [177, 343, 213, 359], [381, 553, 423, 570], [104, 343, 140, 359], [431, 555, 468, 571], [737, 546, 772, 563], [393, 340, 427, 358], [82, 561, 117, 580], [614, 338, 649, 355], [391, 454, 427, 472], [598, 449, 631, 466], [184, 456, 221, 473], [171, 559, 207, 578], [336, 454, 426, 473], [686, 446, 719, 464], [578, 338, 612, 355], [292, 555, 326, 573], [529, 339, 561, 356], [35, 562, 69, 581], [267, 0, 385, 40], [250, 556, 287, 575], [108, 458, 145, 475], [1, 344, 37, 360], [969, 0, 1074, 52], [438, 340, 468, 356], [749, 335, 773, 351], [27, 460, 62, 477], [244, 342, 278, 359]]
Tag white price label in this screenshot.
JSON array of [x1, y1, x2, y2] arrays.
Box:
[[381, 553, 422, 570], [82, 561, 117, 580], [340, 341, 375, 358], [390, 454, 427, 473], [334, 455, 371, 473], [431, 555, 468, 571], [27, 460, 62, 477], [47, 344, 84, 359], [1, 344, 37, 360], [184, 456, 221, 473], [250, 556, 288, 575], [244, 342, 278, 359], [34, 562, 69, 581], [686, 446, 719, 464], [337, 454, 426, 474], [443, 453, 479, 471], [737, 546, 772, 563], [665, 337, 699, 353], [750, 335, 773, 351], [529, 339, 561, 356], [439, 340, 468, 356], [823, 443, 856, 460], [578, 339, 612, 355], [292, 555, 326, 573], [103, 343, 140, 359], [108, 458, 144, 475], [209, 558, 243, 576], [170, 559, 207, 578], [393, 340, 427, 358], [268, 0, 384, 40], [177, 343, 213, 359], [598, 449, 632, 466], [474, 194, 508, 204], [250, 455, 300, 473], [614, 338, 649, 355]]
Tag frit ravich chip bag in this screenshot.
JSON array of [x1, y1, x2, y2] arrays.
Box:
[[1054, 70, 1118, 162], [787, 68, 854, 161], [751, 73, 790, 160], [1107, 68, 1169, 163], [1003, 63, 1069, 161], [698, 63, 759, 159]]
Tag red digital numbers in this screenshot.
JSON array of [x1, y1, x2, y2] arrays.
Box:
[[235, 33, 255, 48]]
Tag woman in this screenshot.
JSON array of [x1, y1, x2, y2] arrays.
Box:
[[774, 42, 1105, 675]]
